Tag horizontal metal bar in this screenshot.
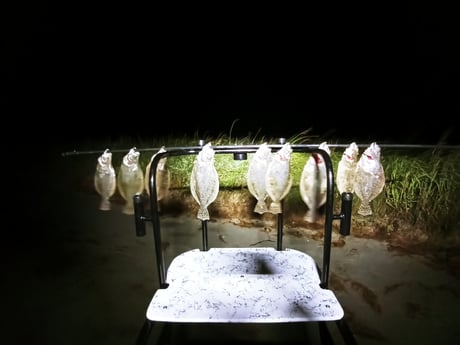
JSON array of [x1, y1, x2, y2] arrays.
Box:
[[61, 143, 460, 157]]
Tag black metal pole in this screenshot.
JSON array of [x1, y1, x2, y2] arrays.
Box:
[[133, 194, 146, 237], [339, 192, 353, 236], [321, 149, 334, 288], [202, 220, 209, 251]]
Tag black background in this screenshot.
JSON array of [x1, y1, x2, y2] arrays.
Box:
[[4, 2, 459, 146]]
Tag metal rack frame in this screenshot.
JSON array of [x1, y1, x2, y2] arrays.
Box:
[[133, 143, 356, 344]]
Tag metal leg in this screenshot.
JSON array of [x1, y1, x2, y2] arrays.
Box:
[[318, 322, 335, 345], [335, 319, 357, 345], [135, 319, 152, 345]]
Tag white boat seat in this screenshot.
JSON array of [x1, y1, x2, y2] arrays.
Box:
[[146, 247, 344, 323]]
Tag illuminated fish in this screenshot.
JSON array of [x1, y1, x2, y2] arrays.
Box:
[[353, 142, 385, 216], [190, 142, 219, 221], [299, 141, 331, 223], [265, 142, 293, 214], [246, 143, 272, 214], [144, 146, 170, 203], [117, 147, 144, 215], [336, 142, 359, 195], [94, 148, 116, 211]]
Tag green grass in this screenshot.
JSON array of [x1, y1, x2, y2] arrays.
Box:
[[382, 149, 460, 235]]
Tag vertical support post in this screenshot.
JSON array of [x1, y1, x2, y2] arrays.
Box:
[[133, 193, 146, 237], [339, 192, 353, 236], [201, 220, 209, 251], [277, 200, 284, 250], [321, 149, 334, 288], [150, 153, 168, 288]]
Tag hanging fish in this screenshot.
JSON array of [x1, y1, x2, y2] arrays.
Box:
[[190, 142, 219, 221], [94, 148, 117, 211], [117, 147, 144, 215], [144, 146, 171, 203], [336, 142, 359, 195], [299, 141, 331, 223], [246, 143, 272, 214], [353, 142, 385, 216], [265, 142, 293, 214]]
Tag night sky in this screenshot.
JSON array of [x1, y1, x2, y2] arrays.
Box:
[[4, 2, 459, 146]]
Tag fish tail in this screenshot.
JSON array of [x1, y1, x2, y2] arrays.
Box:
[[254, 200, 268, 214], [122, 200, 135, 215], [304, 209, 318, 223], [357, 202, 373, 216], [99, 198, 111, 211], [268, 201, 282, 214], [197, 206, 210, 221]]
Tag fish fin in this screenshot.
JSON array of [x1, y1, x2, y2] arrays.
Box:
[[197, 206, 210, 221], [122, 200, 135, 215], [268, 201, 282, 214], [357, 202, 373, 216], [304, 209, 318, 223], [99, 198, 111, 211], [254, 200, 268, 214]]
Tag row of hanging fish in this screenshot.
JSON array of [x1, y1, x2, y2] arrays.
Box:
[[246, 141, 329, 222], [246, 142, 293, 215], [94, 142, 385, 219], [94, 147, 171, 215], [191, 142, 295, 220], [337, 142, 385, 216], [298, 141, 385, 218], [245, 141, 385, 221]]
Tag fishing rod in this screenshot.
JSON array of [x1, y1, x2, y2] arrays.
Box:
[[61, 141, 460, 157]]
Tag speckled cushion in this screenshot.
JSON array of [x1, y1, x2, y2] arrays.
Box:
[[146, 247, 344, 323]]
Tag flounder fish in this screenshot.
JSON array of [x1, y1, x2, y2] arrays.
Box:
[[144, 146, 171, 204], [353, 142, 385, 216], [265, 142, 292, 214], [94, 148, 117, 211], [117, 147, 144, 215], [336, 142, 359, 195], [190, 142, 219, 221], [246, 143, 272, 214], [299, 141, 331, 223]]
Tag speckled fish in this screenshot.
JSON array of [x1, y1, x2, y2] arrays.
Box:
[[336, 142, 359, 195], [353, 142, 385, 216], [190, 143, 219, 221], [299, 141, 331, 223], [265, 142, 292, 214], [144, 146, 170, 203], [94, 148, 116, 211], [117, 147, 144, 215], [246, 143, 272, 214]]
